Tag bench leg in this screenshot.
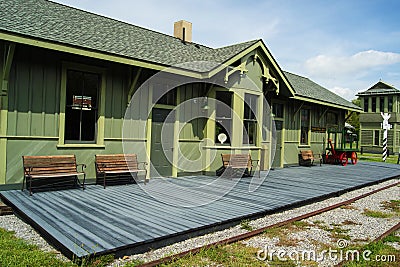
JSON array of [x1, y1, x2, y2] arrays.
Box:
[[29, 177, 33, 196], [22, 176, 25, 191], [103, 172, 106, 189]]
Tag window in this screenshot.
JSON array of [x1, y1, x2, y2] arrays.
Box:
[[380, 97, 385, 112], [65, 70, 100, 143], [243, 94, 258, 144], [300, 109, 310, 145], [215, 91, 232, 144], [153, 84, 177, 105], [374, 130, 380, 146], [372, 97, 376, 112], [327, 112, 338, 125], [272, 103, 284, 118], [388, 96, 393, 112], [364, 98, 369, 112]]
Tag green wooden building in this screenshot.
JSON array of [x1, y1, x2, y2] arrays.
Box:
[[0, 0, 360, 187], [357, 80, 400, 154]]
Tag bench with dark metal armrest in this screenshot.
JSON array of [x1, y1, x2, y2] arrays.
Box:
[[95, 154, 148, 189], [298, 150, 322, 166], [22, 155, 86, 196], [221, 153, 260, 178]]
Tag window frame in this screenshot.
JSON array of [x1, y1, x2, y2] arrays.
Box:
[[300, 108, 310, 145], [58, 62, 106, 147], [215, 91, 233, 145], [388, 96, 393, 112], [379, 97, 385, 113], [363, 97, 369, 112], [371, 97, 376, 112], [374, 130, 380, 146], [243, 93, 258, 145]]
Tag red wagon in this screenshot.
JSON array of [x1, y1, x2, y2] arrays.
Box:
[[325, 129, 359, 166]]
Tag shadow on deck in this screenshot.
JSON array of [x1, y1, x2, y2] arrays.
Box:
[[1, 162, 400, 259]]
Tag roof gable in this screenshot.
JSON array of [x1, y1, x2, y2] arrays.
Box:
[[356, 80, 400, 96]]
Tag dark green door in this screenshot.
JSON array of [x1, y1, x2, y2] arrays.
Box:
[[151, 108, 175, 177], [272, 120, 283, 168]]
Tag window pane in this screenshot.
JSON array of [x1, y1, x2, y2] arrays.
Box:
[[272, 103, 283, 118], [300, 109, 309, 145], [372, 97, 376, 112], [388, 97, 393, 112], [374, 130, 380, 146], [380, 97, 384, 112], [244, 94, 257, 120], [364, 98, 369, 112], [65, 70, 100, 143], [216, 91, 232, 118], [215, 91, 232, 144]]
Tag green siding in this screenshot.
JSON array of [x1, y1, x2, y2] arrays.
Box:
[[7, 47, 60, 137]]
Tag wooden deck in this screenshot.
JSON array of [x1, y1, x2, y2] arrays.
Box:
[[1, 162, 400, 259]]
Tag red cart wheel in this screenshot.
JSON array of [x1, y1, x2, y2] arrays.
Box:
[[351, 152, 357, 165], [340, 152, 348, 166]]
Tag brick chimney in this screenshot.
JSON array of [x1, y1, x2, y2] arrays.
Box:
[[174, 20, 192, 43]]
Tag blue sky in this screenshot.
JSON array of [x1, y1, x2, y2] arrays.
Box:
[[52, 0, 400, 100]]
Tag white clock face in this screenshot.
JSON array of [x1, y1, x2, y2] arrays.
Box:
[[218, 133, 227, 144]]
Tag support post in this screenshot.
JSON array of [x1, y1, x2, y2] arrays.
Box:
[[0, 43, 15, 184]]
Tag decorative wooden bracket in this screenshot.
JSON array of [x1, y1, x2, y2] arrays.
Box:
[[127, 67, 142, 105], [318, 107, 329, 122], [345, 111, 354, 122], [253, 54, 279, 94], [292, 101, 304, 121], [1, 43, 15, 96], [224, 61, 248, 83]]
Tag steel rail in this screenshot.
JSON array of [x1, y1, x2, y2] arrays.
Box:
[[137, 180, 400, 267]]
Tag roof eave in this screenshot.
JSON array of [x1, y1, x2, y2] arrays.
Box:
[[293, 94, 362, 112]]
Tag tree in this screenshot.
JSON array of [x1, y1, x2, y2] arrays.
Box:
[[347, 98, 360, 135]]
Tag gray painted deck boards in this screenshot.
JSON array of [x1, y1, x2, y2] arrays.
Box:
[[2, 162, 400, 258]]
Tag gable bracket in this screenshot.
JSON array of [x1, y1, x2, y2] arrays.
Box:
[[253, 54, 279, 95], [224, 61, 248, 83]]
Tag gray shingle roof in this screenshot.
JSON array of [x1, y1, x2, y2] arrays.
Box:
[[356, 81, 400, 96], [0, 0, 358, 110], [0, 0, 258, 72], [284, 71, 361, 110]]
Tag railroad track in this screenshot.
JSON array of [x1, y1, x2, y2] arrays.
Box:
[[136, 180, 400, 267]]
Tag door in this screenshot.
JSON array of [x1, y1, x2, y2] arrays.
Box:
[[272, 120, 283, 168], [150, 108, 175, 177]]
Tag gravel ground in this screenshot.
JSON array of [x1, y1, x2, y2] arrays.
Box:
[[0, 178, 398, 267]]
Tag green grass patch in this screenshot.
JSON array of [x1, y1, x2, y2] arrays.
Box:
[[240, 219, 254, 231], [342, 232, 399, 267], [0, 228, 75, 267], [0, 228, 115, 267], [362, 208, 393, 218], [358, 153, 398, 164], [158, 242, 298, 266], [381, 200, 400, 215]]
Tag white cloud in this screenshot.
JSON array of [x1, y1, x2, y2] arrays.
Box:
[[329, 86, 355, 101], [305, 50, 400, 78]]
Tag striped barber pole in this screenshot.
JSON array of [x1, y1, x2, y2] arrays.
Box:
[[381, 112, 392, 162], [382, 131, 388, 161]]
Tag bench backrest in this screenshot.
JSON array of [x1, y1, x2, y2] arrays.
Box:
[[300, 150, 314, 160], [95, 154, 138, 172], [22, 155, 77, 176], [221, 154, 252, 168]]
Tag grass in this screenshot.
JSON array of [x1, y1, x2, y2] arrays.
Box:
[[0, 228, 114, 267], [358, 153, 398, 164], [342, 231, 399, 267], [158, 242, 297, 267], [362, 208, 393, 219], [240, 219, 254, 231], [381, 200, 400, 216]]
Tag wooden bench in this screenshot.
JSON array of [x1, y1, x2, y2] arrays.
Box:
[[22, 155, 86, 196], [95, 154, 148, 188], [220, 153, 260, 178], [298, 150, 322, 166]]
